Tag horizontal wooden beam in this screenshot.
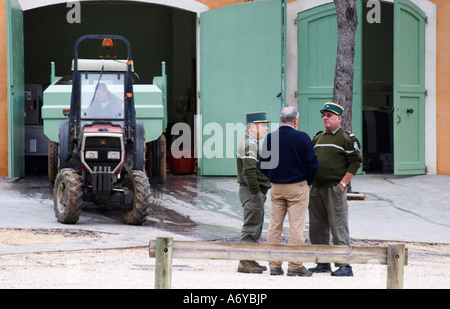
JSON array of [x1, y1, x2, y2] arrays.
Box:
[[347, 192, 365, 200], [149, 240, 397, 265]]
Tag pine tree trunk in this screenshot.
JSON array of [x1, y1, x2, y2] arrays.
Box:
[[333, 0, 358, 132]]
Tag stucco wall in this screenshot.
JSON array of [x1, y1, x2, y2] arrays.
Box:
[[433, 0, 450, 174]]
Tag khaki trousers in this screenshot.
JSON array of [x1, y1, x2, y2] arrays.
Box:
[[267, 181, 309, 269]]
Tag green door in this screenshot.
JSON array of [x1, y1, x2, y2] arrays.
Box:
[[296, 2, 362, 144], [393, 0, 426, 175], [6, 0, 25, 177], [199, 0, 285, 175]]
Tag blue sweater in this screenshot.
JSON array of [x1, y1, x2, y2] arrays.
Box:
[[259, 125, 319, 185]]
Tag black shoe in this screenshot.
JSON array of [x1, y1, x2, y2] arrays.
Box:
[[308, 263, 331, 273], [270, 267, 284, 276], [287, 266, 312, 277], [331, 265, 353, 277]]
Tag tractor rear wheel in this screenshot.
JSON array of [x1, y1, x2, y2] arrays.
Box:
[[122, 170, 151, 225], [54, 168, 83, 224]]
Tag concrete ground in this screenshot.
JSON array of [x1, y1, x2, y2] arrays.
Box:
[[147, 173, 450, 244], [0, 173, 449, 256]]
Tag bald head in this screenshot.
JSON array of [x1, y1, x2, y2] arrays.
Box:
[[280, 106, 299, 125]]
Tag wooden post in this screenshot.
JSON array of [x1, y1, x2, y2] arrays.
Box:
[[154, 237, 173, 289], [386, 244, 406, 289]]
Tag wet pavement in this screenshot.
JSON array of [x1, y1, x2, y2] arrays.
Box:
[[150, 175, 251, 240], [0, 172, 449, 254]]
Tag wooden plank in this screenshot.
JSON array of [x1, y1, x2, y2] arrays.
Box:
[[347, 192, 365, 200], [149, 240, 388, 265]]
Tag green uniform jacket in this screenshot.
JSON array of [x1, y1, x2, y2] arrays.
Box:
[[312, 127, 363, 188], [236, 133, 271, 195]]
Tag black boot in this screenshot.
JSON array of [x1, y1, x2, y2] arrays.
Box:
[[308, 263, 331, 273], [331, 265, 353, 277]]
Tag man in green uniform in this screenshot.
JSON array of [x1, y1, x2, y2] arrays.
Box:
[[308, 102, 362, 277], [236, 112, 271, 274]]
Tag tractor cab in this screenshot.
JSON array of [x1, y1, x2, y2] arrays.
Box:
[[80, 68, 126, 121]]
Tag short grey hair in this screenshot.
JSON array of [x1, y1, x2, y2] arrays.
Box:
[[280, 106, 299, 123]]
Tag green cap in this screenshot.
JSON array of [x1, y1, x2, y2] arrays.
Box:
[[320, 102, 344, 116], [246, 112, 269, 124]]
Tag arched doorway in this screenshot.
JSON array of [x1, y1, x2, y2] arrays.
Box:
[[295, 0, 433, 175], [18, 0, 202, 175], [19, 0, 208, 13], [5, 0, 209, 177]]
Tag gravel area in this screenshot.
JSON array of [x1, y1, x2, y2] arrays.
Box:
[[0, 228, 448, 289]]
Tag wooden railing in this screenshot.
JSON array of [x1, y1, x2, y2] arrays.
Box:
[[149, 237, 407, 289]]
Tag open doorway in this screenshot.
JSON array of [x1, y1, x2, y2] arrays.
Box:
[[362, 1, 393, 173], [22, 1, 197, 175]]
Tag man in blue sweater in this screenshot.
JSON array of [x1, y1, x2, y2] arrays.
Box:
[[260, 106, 319, 276]]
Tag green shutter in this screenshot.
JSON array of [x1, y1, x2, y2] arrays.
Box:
[[199, 0, 284, 175], [393, 0, 426, 175], [296, 2, 362, 146], [6, 0, 25, 177]]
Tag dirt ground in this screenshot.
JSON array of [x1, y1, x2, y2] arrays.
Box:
[[0, 228, 448, 289]]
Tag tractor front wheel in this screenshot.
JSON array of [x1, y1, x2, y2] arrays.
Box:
[[54, 168, 83, 224], [122, 170, 151, 225]]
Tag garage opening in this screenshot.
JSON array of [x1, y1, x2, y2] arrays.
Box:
[[23, 1, 197, 175], [362, 1, 393, 173]]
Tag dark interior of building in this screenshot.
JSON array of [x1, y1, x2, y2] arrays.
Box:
[[362, 1, 394, 173], [23, 1, 196, 175]]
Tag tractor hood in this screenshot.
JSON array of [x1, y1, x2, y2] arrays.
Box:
[[83, 125, 123, 134]]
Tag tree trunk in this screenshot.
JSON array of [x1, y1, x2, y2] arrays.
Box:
[[333, 0, 358, 132]]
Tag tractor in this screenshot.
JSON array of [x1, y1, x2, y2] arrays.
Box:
[[43, 34, 166, 225]]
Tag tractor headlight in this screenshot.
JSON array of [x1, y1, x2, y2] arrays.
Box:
[[85, 151, 98, 159], [107, 151, 121, 160]]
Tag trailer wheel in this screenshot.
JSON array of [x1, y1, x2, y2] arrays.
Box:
[[134, 120, 146, 171], [54, 168, 83, 224], [58, 119, 70, 169], [48, 140, 58, 183], [122, 170, 151, 225], [146, 134, 167, 183]]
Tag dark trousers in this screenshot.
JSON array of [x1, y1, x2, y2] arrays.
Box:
[[239, 184, 266, 243], [309, 184, 349, 266]]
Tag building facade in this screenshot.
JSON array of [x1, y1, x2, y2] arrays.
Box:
[[0, 0, 448, 177]]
